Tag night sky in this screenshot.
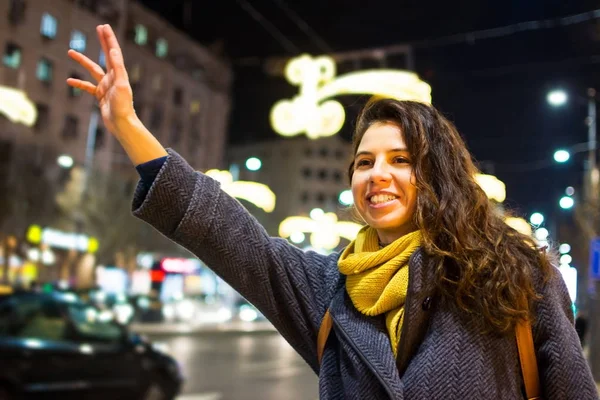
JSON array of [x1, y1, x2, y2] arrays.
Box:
[[139, 0, 600, 226]]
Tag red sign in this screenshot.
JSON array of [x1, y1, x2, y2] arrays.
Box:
[[150, 270, 165, 282]]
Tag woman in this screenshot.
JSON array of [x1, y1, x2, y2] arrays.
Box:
[[67, 25, 598, 399]]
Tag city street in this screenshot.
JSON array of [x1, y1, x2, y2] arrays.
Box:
[[146, 332, 318, 400]]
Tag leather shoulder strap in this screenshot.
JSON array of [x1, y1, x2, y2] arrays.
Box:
[[516, 319, 542, 400], [317, 309, 333, 365]]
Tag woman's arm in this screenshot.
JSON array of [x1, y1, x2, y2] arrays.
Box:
[[67, 24, 339, 370], [132, 149, 341, 371]]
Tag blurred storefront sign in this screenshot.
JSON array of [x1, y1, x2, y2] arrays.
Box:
[[96, 266, 128, 294], [26, 225, 99, 253], [160, 257, 201, 274]]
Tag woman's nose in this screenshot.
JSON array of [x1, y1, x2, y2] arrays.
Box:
[[370, 160, 392, 182]]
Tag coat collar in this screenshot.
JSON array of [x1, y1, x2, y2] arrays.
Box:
[[395, 248, 438, 374], [328, 247, 438, 389]]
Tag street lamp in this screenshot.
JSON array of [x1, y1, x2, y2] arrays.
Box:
[[57, 155, 74, 169], [529, 212, 544, 226], [559, 196, 574, 209], [558, 243, 571, 254], [245, 157, 262, 171], [546, 88, 597, 197], [338, 190, 353, 206], [553, 149, 570, 163], [547, 90, 568, 107]]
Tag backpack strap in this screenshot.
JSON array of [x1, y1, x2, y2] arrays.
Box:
[[317, 309, 542, 400], [317, 309, 333, 365]]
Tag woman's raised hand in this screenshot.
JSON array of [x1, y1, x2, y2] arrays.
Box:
[[66, 24, 135, 136]]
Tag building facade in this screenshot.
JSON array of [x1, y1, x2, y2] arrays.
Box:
[[0, 0, 232, 175], [0, 0, 233, 284], [226, 135, 358, 250]]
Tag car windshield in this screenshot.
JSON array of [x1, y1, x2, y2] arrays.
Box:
[[67, 302, 123, 342]]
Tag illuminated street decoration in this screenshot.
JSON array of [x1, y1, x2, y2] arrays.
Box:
[[279, 211, 363, 250], [0, 85, 38, 127], [475, 174, 534, 237], [205, 169, 276, 213], [270, 54, 432, 139], [505, 217, 532, 236], [474, 173, 506, 203]]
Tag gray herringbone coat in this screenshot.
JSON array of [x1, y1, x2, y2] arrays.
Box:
[[132, 150, 598, 399]]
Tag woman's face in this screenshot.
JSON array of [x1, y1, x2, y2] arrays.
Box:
[[351, 122, 418, 244]]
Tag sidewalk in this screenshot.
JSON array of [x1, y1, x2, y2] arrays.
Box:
[[130, 320, 277, 336]]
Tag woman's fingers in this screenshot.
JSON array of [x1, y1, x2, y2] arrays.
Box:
[[67, 50, 105, 82], [101, 25, 130, 81], [97, 25, 112, 73], [66, 78, 96, 95], [102, 25, 123, 55], [107, 48, 129, 82]]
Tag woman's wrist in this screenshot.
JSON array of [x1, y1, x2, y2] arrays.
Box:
[[114, 113, 142, 138], [114, 114, 168, 166]]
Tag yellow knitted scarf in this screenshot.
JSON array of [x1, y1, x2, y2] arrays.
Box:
[[338, 226, 422, 357]]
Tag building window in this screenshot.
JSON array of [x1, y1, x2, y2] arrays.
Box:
[[151, 74, 162, 91], [189, 113, 201, 148], [40, 13, 57, 39], [317, 193, 326, 203], [304, 148, 312, 157], [301, 192, 309, 203], [98, 50, 106, 68], [190, 100, 201, 115], [62, 115, 79, 139], [8, 0, 27, 25], [335, 149, 345, 160], [192, 69, 204, 81], [68, 72, 82, 97], [70, 30, 86, 52], [149, 104, 163, 130], [33, 103, 49, 132], [94, 126, 105, 149], [79, 0, 99, 12], [155, 38, 168, 58], [320, 147, 329, 158], [318, 169, 328, 180], [130, 64, 141, 82], [170, 118, 182, 145], [3, 43, 21, 69], [333, 170, 342, 183], [36, 58, 53, 84], [302, 167, 312, 178], [173, 87, 182, 106], [134, 24, 147, 45]]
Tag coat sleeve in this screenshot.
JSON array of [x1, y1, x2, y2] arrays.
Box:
[[533, 266, 599, 399], [131, 149, 339, 371]]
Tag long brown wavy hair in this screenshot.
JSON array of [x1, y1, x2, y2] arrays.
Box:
[[348, 98, 555, 334]]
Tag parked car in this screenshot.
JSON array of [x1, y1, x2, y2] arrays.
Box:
[[0, 290, 183, 400]]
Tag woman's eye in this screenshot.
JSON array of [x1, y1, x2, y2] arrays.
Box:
[[356, 159, 372, 167], [393, 157, 410, 164]]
